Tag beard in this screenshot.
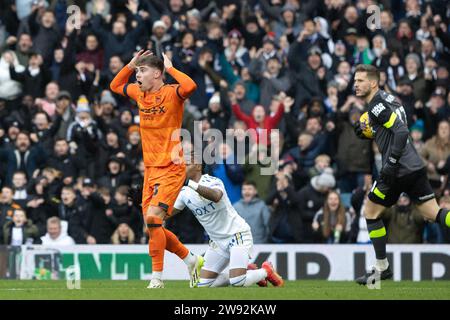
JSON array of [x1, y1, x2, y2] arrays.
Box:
[[355, 87, 371, 98]]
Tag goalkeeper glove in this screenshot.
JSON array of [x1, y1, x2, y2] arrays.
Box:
[[380, 153, 400, 186], [353, 121, 369, 140]]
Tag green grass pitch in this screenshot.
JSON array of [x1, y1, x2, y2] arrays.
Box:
[[0, 280, 449, 300]]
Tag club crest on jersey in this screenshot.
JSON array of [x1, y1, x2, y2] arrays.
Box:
[[372, 103, 385, 117]]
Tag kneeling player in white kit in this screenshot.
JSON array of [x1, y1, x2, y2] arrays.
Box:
[[172, 155, 284, 288]]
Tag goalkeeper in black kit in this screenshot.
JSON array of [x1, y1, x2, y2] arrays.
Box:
[[352, 64, 450, 285]]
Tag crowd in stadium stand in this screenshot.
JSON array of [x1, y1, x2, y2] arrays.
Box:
[[0, 0, 449, 245]]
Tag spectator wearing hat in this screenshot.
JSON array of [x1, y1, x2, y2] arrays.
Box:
[[224, 29, 250, 71], [273, 4, 301, 42], [66, 96, 102, 178], [241, 15, 266, 51], [203, 92, 230, 136], [96, 155, 131, 193], [149, 20, 173, 59], [96, 90, 118, 126], [371, 34, 390, 70], [124, 125, 142, 170], [296, 168, 336, 243], [410, 120, 426, 156], [288, 45, 328, 109], [54, 90, 75, 140], [247, 32, 280, 78]]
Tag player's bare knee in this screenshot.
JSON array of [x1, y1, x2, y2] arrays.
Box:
[[417, 199, 440, 221], [146, 206, 166, 221], [364, 200, 384, 219], [229, 268, 246, 278]]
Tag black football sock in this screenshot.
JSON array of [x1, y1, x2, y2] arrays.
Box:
[[436, 209, 450, 228], [366, 218, 387, 261]]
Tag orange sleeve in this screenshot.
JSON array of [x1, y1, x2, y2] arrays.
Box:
[[110, 65, 140, 101], [166, 67, 197, 100]]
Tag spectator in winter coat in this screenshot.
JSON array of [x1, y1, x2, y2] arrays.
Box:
[[312, 190, 352, 244], [296, 168, 336, 243], [231, 93, 285, 146], [0, 186, 22, 242], [2, 131, 47, 185], [234, 181, 270, 243], [206, 143, 244, 205], [381, 193, 425, 244], [55, 186, 90, 244], [40, 216, 75, 246], [67, 96, 102, 178], [2, 208, 39, 245], [9, 53, 51, 99], [266, 171, 302, 243]]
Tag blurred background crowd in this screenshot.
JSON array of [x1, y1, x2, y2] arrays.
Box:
[[0, 0, 449, 246]]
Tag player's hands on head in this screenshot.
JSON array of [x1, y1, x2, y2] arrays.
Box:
[[162, 52, 173, 70], [128, 49, 153, 69]]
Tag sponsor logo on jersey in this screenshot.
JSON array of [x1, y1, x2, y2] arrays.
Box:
[[372, 103, 385, 117]]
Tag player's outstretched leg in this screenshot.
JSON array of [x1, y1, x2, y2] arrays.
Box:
[[356, 199, 392, 285], [163, 227, 203, 288]]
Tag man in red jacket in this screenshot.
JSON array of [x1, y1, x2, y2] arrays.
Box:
[[230, 92, 294, 145]]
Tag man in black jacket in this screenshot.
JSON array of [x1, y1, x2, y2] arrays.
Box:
[[56, 186, 90, 244]]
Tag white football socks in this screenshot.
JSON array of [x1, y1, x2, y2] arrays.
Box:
[[183, 252, 197, 266], [375, 258, 389, 272]]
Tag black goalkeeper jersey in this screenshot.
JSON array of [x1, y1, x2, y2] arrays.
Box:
[[367, 90, 425, 177]]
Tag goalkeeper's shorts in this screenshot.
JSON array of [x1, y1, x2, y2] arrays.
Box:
[[368, 167, 435, 207]]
